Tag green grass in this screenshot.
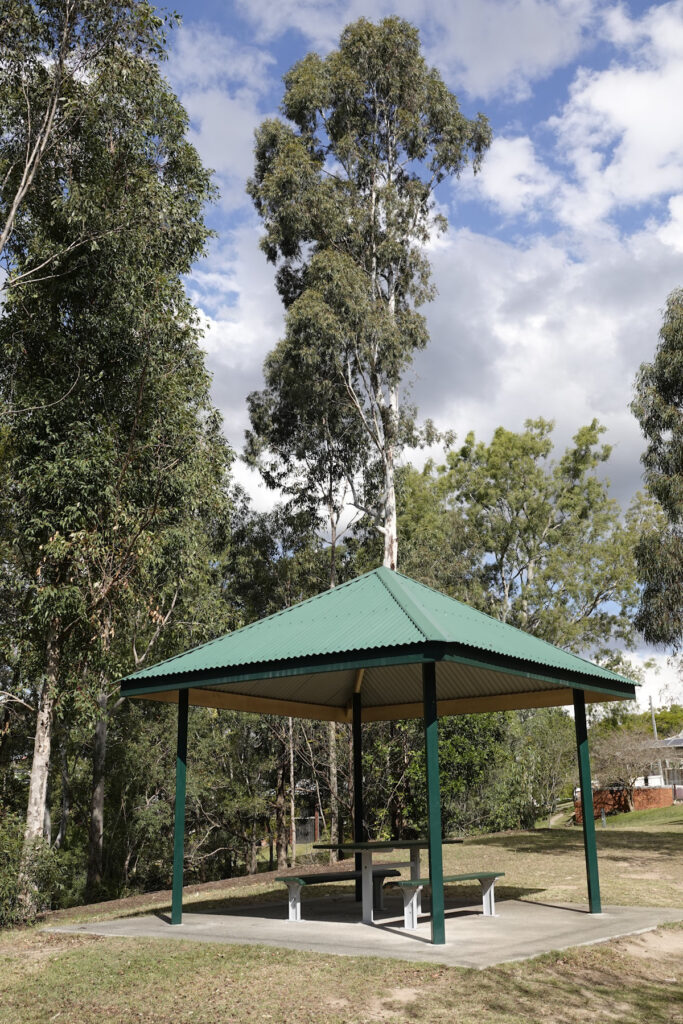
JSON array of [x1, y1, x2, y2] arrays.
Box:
[[600, 803, 683, 830], [2, 818, 683, 1023]]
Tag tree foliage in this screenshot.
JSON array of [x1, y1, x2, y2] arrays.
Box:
[[0, 9, 658, 920], [632, 288, 683, 649], [398, 419, 654, 660], [0, 0, 233, 905], [247, 16, 490, 568], [0, 1, 177, 287]]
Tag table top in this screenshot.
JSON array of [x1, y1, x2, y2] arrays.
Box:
[[313, 838, 463, 851]]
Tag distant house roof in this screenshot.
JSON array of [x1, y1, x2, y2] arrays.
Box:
[[120, 566, 637, 722]]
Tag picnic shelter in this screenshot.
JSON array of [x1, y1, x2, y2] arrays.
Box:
[[119, 566, 638, 945]]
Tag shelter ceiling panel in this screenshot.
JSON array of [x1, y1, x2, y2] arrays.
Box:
[[359, 660, 567, 708], [206, 668, 356, 708]]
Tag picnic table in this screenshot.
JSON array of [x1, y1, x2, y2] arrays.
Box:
[[314, 839, 462, 924]]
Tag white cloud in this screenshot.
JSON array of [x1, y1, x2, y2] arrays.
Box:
[[167, 25, 276, 212], [409, 222, 683, 505], [169, 24, 275, 93], [182, 87, 265, 210], [658, 194, 683, 253], [235, 0, 601, 100], [629, 652, 683, 711], [465, 136, 560, 215], [550, 1, 683, 228], [191, 226, 284, 447], [190, 219, 683, 514], [166, 2, 683, 532], [424, 0, 599, 101]]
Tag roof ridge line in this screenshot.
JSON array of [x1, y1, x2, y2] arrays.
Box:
[[376, 567, 449, 643]]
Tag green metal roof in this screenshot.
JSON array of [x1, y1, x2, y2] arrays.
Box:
[[120, 568, 637, 720]]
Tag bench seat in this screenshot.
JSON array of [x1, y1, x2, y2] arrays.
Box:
[[276, 867, 401, 922], [392, 871, 504, 929]]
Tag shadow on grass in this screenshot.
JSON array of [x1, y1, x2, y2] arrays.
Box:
[[477, 829, 683, 857], [477, 951, 683, 1024]]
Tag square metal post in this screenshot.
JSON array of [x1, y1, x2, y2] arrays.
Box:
[[353, 691, 364, 901], [171, 688, 189, 925], [573, 688, 601, 914], [422, 661, 445, 944]]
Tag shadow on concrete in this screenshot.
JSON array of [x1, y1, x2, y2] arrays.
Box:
[[121, 883, 545, 927]]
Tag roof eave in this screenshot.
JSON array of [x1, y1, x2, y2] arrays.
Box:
[[119, 639, 637, 704]]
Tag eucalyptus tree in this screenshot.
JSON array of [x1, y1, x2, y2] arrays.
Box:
[[440, 418, 653, 658], [632, 288, 683, 650], [248, 16, 490, 569], [0, 0, 171, 286], [245, 327, 366, 588], [0, 4, 232, 899]]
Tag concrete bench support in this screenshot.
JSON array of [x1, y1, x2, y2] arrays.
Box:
[[394, 871, 504, 930], [277, 868, 400, 922]]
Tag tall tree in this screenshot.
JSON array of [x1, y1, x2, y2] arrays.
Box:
[[247, 16, 490, 569], [632, 288, 683, 650], [0, 2, 230, 900]]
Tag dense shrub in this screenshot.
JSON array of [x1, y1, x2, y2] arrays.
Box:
[[0, 812, 61, 925]]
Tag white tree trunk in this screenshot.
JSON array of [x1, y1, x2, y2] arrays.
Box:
[[87, 692, 108, 893], [383, 384, 399, 570], [23, 642, 59, 848]]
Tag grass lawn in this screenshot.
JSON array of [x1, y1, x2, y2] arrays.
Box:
[[2, 809, 682, 1024], [601, 804, 683, 829]]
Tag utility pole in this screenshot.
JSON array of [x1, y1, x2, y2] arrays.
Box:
[[650, 696, 664, 784]]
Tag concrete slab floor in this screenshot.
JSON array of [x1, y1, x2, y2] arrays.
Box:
[[48, 893, 683, 969]]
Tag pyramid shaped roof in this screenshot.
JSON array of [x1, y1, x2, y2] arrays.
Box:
[[120, 567, 637, 721]]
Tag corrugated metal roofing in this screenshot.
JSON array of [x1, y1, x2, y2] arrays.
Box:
[[121, 566, 636, 692]]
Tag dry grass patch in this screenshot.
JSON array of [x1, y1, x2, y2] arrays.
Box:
[[1, 926, 682, 1024]]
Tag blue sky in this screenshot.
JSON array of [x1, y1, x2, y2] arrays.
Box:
[[161, 0, 683, 703]]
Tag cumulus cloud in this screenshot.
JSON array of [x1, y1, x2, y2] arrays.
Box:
[[169, 23, 275, 93], [190, 222, 683, 514], [658, 194, 683, 253], [424, 0, 599, 101], [190, 226, 284, 447], [409, 223, 683, 506], [628, 652, 683, 710], [235, 0, 602, 100], [167, 24, 276, 212], [550, 1, 683, 228], [181, 88, 266, 211], [463, 136, 561, 215], [167, 0, 683, 532]]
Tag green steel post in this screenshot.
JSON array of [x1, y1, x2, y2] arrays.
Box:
[[353, 692, 363, 901], [573, 688, 602, 914], [422, 662, 446, 944], [171, 689, 189, 925]]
